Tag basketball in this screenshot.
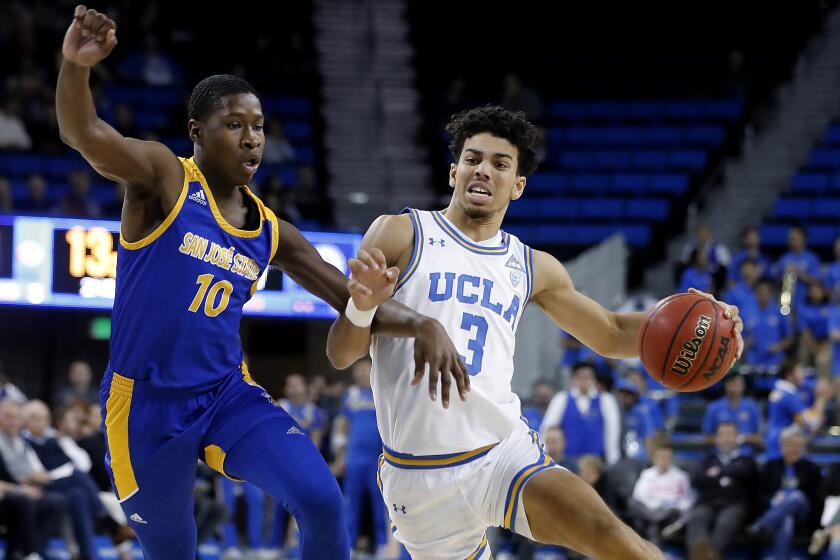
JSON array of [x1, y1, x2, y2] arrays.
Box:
[[639, 293, 737, 392]]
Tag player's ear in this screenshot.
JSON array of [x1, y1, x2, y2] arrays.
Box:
[[448, 163, 457, 189], [511, 176, 526, 200], [188, 119, 202, 145]]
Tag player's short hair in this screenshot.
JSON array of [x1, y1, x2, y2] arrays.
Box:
[[446, 105, 540, 176], [188, 75, 259, 121]]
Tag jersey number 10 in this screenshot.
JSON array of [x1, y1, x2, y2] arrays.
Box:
[[189, 273, 233, 317]]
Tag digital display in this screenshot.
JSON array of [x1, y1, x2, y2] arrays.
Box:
[[0, 215, 362, 318]]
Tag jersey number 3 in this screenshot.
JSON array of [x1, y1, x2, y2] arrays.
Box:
[[189, 273, 232, 317], [459, 313, 488, 376]]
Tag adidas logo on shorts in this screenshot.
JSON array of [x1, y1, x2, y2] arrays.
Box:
[[286, 426, 304, 436], [130, 513, 148, 524], [188, 189, 207, 206]]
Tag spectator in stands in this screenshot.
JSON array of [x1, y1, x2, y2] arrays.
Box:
[[627, 445, 693, 548], [113, 103, 141, 139], [722, 259, 760, 322], [774, 225, 821, 308], [680, 224, 731, 291], [765, 360, 831, 460], [55, 170, 101, 217], [743, 279, 794, 371], [615, 380, 656, 462], [0, 362, 27, 403], [809, 462, 840, 558], [540, 362, 621, 465], [194, 463, 229, 553], [263, 180, 302, 225], [558, 329, 584, 378], [824, 237, 840, 301], [684, 422, 756, 560], [500, 74, 543, 122], [0, 452, 52, 560], [16, 174, 51, 214], [220, 478, 267, 557], [294, 165, 322, 222], [799, 282, 832, 376], [54, 360, 99, 407], [678, 248, 714, 295], [542, 426, 576, 472], [118, 35, 182, 87], [521, 380, 554, 430], [262, 120, 296, 165], [701, 372, 762, 454], [748, 426, 822, 559], [0, 177, 11, 213], [102, 183, 125, 218], [624, 368, 666, 435], [729, 225, 770, 283], [0, 97, 33, 150]]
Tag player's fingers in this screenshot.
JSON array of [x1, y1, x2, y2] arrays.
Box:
[[439, 363, 452, 408], [385, 266, 400, 284], [347, 279, 372, 297], [80, 9, 98, 35], [427, 367, 439, 402], [412, 346, 425, 386], [348, 258, 368, 276], [452, 360, 467, 401], [90, 12, 108, 38], [356, 249, 377, 270], [74, 5, 87, 22], [370, 247, 387, 270]]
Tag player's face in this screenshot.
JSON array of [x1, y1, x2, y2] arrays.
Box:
[[192, 93, 264, 185], [449, 133, 526, 220]]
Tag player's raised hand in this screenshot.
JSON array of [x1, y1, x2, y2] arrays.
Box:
[[688, 287, 744, 359], [412, 318, 470, 409], [347, 248, 399, 311], [62, 5, 118, 67]]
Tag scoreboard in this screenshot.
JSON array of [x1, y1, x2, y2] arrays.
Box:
[[0, 214, 362, 318]]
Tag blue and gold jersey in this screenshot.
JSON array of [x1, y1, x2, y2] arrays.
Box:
[[108, 157, 279, 391]]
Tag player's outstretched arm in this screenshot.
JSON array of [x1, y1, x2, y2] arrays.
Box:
[[531, 250, 743, 359], [325, 214, 470, 408], [57, 5, 181, 193]]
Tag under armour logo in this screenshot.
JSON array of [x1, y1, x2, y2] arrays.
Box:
[[392, 503, 406, 514], [428, 238, 446, 247]]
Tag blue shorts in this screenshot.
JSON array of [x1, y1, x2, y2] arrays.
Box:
[[99, 366, 289, 527]]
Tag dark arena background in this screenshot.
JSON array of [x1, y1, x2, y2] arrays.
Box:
[[1, 1, 840, 559]]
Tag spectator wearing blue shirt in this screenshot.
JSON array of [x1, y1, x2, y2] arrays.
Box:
[[744, 280, 794, 370], [679, 248, 714, 295], [722, 259, 760, 321], [729, 226, 770, 285], [625, 368, 666, 434], [558, 329, 584, 373], [681, 224, 731, 285], [822, 237, 840, 301], [765, 361, 831, 460], [615, 381, 656, 462], [334, 358, 387, 557], [522, 381, 555, 431], [774, 226, 821, 309], [701, 373, 762, 453], [798, 282, 832, 377]]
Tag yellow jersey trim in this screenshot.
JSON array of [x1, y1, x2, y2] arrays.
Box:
[[241, 361, 255, 385], [394, 209, 424, 292], [119, 170, 189, 250], [104, 373, 139, 501], [382, 443, 497, 468], [465, 534, 488, 560], [503, 454, 552, 528], [267, 208, 280, 265], [204, 444, 244, 482], [182, 156, 263, 238]]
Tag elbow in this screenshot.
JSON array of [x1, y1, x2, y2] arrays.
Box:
[[326, 345, 354, 371]]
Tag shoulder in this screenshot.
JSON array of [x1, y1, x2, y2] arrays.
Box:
[[531, 249, 573, 298], [362, 213, 416, 264]]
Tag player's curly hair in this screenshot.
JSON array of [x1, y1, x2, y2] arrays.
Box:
[[445, 105, 540, 176], [188, 75, 258, 121]]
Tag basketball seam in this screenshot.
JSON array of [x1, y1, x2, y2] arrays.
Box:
[[677, 301, 719, 391], [638, 293, 693, 364], [657, 298, 707, 384]]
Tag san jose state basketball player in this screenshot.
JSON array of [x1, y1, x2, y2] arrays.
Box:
[[56, 6, 468, 559], [328, 106, 745, 559]]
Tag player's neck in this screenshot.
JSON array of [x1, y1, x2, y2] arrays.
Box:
[[193, 154, 240, 203], [441, 202, 502, 243]]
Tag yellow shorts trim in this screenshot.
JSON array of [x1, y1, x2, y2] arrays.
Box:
[[104, 373, 139, 501], [204, 444, 244, 482]]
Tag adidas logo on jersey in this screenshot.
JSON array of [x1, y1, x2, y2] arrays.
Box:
[[188, 189, 207, 206], [286, 426, 304, 436], [505, 254, 524, 272], [129, 513, 148, 524]]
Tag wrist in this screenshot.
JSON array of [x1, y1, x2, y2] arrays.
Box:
[[345, 298, 377, 328]]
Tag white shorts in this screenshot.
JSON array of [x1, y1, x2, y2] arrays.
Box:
[[377, 421, 559, 560]]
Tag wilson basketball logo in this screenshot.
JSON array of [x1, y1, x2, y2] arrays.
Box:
[[670, 314, 711, 377]]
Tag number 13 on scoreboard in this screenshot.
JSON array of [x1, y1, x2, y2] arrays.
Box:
[[65, 227, 118, 279]]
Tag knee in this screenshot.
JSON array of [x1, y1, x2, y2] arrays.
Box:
[[294, 479, 343, 527]]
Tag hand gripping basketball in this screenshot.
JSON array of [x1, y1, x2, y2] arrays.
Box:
[[62, 5, 118, 67]]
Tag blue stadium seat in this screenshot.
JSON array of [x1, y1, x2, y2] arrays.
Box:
[[606, 126, 644, 145], [812, 198, 840, 220], [573, 225, 612, 244], [261, 96, 312, 117], [571, 174, 610, 193], [9, 179, 27, 202], [686, 125, 725, 146], [772, 198, 811, 220], [632, 150, 668, 169], [809, 148, 840, 168], [296, 147, 315, 165], [806, 225, 835, 246], [104, 85, 181, 108], [626, 101, 666, 120], [90, 184, 115, 205], [0, 153, 46, 177], [649, 173, 689, 194], [626, 198, 670, 221], [792, 172, 829, 193], [282, 121, 313, 141], [647, 126, 683, 146], [594, 150, 631, 169], [759, 224, 791, 247], [826, 124, 840, 145], [45, 155, 89, 178], [616, 224, 652, 246], [546, 101, 583, 119], [585, 101, 625, 120], [703, 99, 742, 121], [560, 151, 593, 169], [611, 173, 651, 193], [830, 173, 840, 191], [566, 127, 604, 145], [580, 198, 623, 219], [133, 111, 169, 130], [162, 137, 193, 155], [536, 224, 575, 244], [503, 224, 538, 243], [540, 198, 580, 219], [526, 173, 570, 193], [505, 199, 540, 221], [665, 101, 703, 120], [670, 150, 707, 170]]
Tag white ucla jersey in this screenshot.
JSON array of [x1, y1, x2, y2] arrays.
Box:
[[371, 209, 535, 456]]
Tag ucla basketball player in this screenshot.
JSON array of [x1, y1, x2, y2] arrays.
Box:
[[57, 7, 467, 559], [328, 106, 745, 559]]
